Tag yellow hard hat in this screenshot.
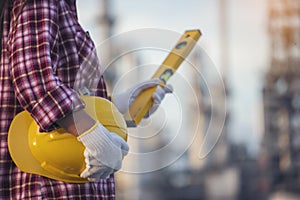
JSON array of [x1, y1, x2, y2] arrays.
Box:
[[8, 96, 127, 183]]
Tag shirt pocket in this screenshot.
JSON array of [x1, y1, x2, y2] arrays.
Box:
[[74, 28, 95, 63], [74, 29, 102, 94]]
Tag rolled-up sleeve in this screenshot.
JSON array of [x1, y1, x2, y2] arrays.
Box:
[[8, 0, 84, 131]]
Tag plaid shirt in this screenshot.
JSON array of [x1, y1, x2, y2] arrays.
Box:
[[0, 0, 115, 199]]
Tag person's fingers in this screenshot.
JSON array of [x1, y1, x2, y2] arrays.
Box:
[[81, 165, 107, 179], [108, 132, 129, 156], [164, 84, 173, 93], [131, 78, 161, 98]]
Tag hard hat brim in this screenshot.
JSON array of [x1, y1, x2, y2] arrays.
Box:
[[8, 111, 89, 183]]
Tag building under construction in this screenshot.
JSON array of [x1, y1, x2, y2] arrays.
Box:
[[262, 0, 300, 194]]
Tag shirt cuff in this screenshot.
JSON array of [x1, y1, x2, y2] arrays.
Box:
[[31, 85, 85, 132]]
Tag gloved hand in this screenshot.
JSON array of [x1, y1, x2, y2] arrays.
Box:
[[78, 122, 129, 181], [113, 78, 173, 116]]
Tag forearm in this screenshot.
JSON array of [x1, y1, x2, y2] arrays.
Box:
[[56, 109, 96, 137]]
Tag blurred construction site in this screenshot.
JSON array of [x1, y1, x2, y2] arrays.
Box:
[[78, 0, 300, 199]]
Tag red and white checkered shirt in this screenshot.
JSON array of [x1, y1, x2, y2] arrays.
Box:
[[0, 0, 115, 199]]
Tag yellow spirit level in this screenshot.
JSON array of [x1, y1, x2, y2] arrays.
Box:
[[125, 29, 202, 127]]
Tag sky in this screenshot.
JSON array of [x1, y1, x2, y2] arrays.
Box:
[[77, 0, 270, 155]]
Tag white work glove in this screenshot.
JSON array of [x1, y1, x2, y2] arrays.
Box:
[[78, 122, 129, 181], [113, 78, 173, 116]]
